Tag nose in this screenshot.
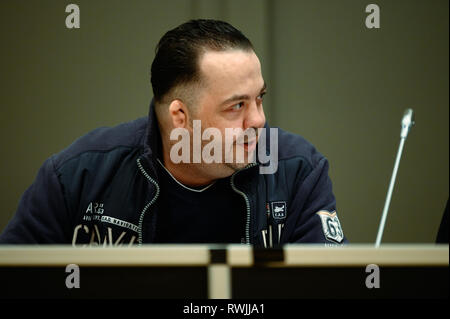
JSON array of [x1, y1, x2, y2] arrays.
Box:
[[244, 102, 266, 130]]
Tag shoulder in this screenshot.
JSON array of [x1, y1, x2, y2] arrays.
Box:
[[274, 126, 326, 169], [256, 126, 330, 195], [52, 117, 148, 170]]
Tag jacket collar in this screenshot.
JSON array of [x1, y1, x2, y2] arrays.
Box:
[[141, 99, 162, 175]]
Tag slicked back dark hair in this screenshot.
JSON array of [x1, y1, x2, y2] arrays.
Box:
[[151, 19, 254, 104]]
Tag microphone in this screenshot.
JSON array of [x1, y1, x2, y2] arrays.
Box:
[[375, 109, 415, 247], [400, 109, 415, 138]]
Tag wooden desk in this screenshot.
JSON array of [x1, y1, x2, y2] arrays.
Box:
[[0, 244, 447, 299]]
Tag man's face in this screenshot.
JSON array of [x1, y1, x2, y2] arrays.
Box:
[[189, 49, 266, 177]]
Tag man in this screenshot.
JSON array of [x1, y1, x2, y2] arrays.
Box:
[[0, 19, 346, 246]]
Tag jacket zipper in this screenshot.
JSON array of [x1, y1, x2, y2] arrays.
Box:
[[230, 163, 257, 245], [136, 157, 160, 245]]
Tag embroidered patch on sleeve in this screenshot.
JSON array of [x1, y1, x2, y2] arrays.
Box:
[[316, 210, 344, 243]]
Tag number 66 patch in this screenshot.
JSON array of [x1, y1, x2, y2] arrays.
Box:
[[316, 210, 344, 243]]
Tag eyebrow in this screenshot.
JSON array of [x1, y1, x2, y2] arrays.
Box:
[[220, 82, 267, 107]]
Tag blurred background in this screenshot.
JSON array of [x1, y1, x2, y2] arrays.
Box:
[[0, 0, 448, 243]]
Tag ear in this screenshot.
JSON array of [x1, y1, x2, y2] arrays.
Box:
[[168, 99, 189, 128]]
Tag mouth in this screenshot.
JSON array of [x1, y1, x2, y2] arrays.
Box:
[[239, 140, 257, 152], [235, 129, 259, 153]]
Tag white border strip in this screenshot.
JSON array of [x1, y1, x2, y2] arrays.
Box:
[[0, 244, 447, 267], [0, 245, 211, 266], [284, 244, 449, 266]]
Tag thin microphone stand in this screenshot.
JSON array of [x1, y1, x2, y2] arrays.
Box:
[[375, 109, 415, 247]]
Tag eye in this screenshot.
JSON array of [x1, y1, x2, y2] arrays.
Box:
[[231, 102, 245, 111], [257, 92, 266, 101]]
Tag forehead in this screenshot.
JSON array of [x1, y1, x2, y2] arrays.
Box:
[[198, 49, 263, 96]]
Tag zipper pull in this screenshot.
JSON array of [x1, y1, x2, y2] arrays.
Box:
[[261, 230, 268, 248], [266, 203, 274, 248], [269, 225, 273, 248], [278, 223, 284, 244]]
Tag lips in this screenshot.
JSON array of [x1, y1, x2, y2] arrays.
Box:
[[235, 129, 259, 152], [241, 140, 257, 152]]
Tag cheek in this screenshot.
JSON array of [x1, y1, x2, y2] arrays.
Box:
[[199, 111, 244, 148]]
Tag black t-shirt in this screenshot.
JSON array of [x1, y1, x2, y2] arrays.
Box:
[[154, 160, 246, 244]]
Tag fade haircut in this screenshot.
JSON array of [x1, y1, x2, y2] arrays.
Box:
[[150, 19, 254, 107]]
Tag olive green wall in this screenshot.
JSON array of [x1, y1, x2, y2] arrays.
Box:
[[0, 0, 448, 243]]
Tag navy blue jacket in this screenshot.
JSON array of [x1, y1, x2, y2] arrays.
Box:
[[0, 101, 347, 246]]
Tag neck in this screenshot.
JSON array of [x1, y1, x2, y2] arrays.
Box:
[[161, 143, 217, 187]]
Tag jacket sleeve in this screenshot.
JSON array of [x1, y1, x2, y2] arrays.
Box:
[[0, 156, 72, 244], [286, 157, 348, 244]]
